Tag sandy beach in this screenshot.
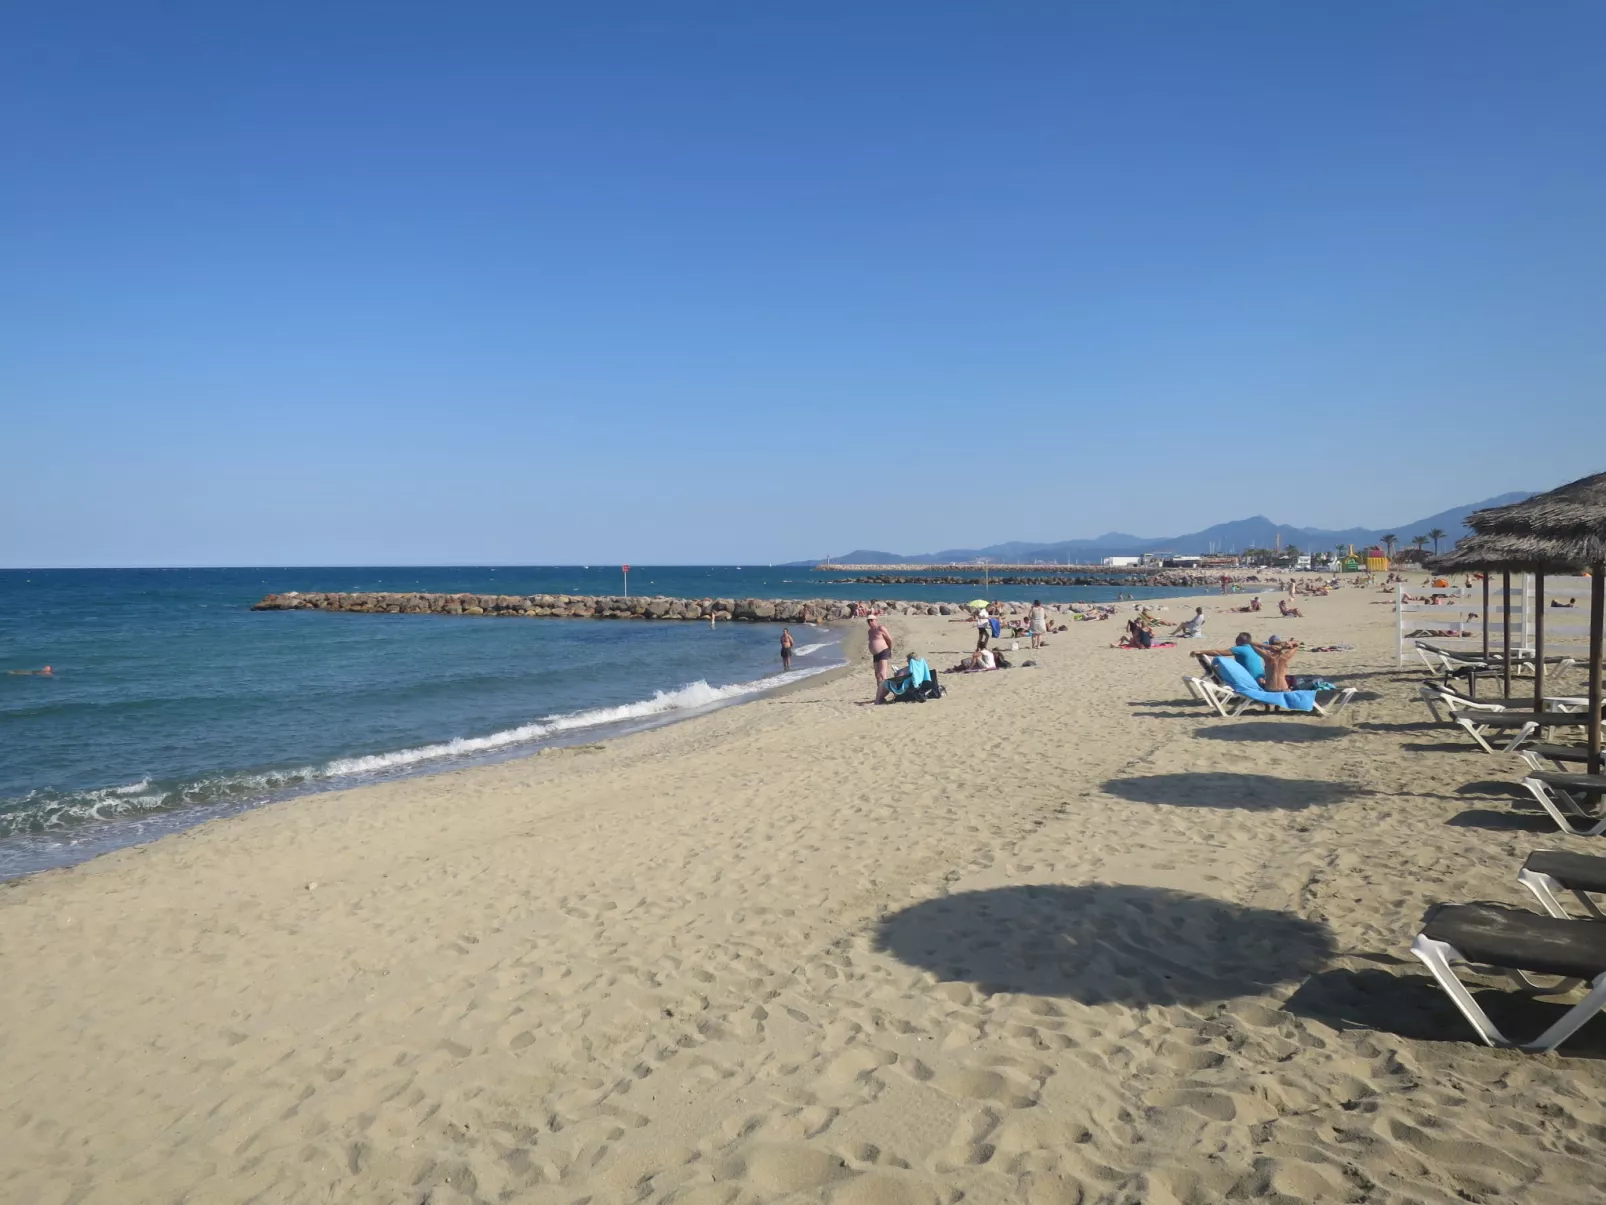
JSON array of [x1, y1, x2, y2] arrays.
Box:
[[4, 586, 1604, 1205]]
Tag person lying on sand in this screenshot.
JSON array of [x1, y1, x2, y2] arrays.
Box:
[[948, 648, 996, 672], [1278, 599, 1303, 618]]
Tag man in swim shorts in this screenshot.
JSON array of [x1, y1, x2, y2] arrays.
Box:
[[867, 615, 894, 700]]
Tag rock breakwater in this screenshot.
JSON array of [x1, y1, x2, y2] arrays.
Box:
[[252, 592, 970, 622]]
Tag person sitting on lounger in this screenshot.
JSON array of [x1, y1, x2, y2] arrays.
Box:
[[1254, 637, 1300, 691], [1278, 599, 1303, 618], [1170, 607, 1206, 638], [1195, 632, 1265, 684]]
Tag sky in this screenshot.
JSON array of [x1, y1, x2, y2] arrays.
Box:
[[3, 3, 1604, 567]]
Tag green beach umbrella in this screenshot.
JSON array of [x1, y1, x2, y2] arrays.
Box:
[[969, 599, 989, 609]]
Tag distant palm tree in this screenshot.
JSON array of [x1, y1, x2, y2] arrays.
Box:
[[1382, 534, 1398, 559], [1427, 527, 1447, 553], [1411, 535, 1430, 552]]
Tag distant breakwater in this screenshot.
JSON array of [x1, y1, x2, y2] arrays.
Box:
[[252, 592, 979, 622], [830, 573, 1216, 587]]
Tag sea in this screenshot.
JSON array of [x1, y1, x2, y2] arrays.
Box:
[[0, 566, 1203, 880]]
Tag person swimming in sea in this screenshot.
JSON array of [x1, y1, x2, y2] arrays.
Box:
[[7, 665, 53, 676]]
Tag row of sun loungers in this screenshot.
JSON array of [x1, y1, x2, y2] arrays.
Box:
[[1417, 679, 1595, 753], [1175, 635, 1605, 1049], [1406, 641, 1606, 1049], [1414, 850, 1606, 1051]]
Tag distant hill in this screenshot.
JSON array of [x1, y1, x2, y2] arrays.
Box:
[[807, 491, 1533, 564]]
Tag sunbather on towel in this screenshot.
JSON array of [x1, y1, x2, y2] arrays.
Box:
[[948, 649, 996, 672], [1278, 599, 1303, 618], [1113, 618, 1154, 649]]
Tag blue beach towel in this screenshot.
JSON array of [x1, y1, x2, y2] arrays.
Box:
[[886, 658, 931, 698], [1212, 656, 1318, 713]]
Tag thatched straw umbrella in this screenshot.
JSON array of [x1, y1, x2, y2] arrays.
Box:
[[1429, 532, 1586, 702], [1464, 472, 1606, 774]]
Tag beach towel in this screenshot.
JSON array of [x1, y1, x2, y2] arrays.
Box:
[[1119, 641, 1176, 650], [1213, 656, 1318, 712], [885, 658, 932, 699]]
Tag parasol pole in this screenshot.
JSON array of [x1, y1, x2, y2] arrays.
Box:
[[1533, 570, 1546, 713], [1482, 574, 1490, 662], [1502, 572, 1512, 698], [1589, 562, 1603, 777]]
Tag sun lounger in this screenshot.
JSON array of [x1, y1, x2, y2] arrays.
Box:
[[1521, 773, 1606, 836], [1519, 744, 1598, 774], [1411, 901, 1606, 1050], [1517, 850, 1606, 921], [1451, 710, 1594, 755], [1419, 681, 1589, 724], [1197, 657, 1357, 720]]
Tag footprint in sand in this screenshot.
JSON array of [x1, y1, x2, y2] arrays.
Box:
[[718, 1142, 854, 1195], [930, 1068, 1038, 1110]]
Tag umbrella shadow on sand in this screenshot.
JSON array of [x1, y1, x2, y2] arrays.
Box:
[[873, 884, 1333, 1006], [1101, 772, 1365, 812]]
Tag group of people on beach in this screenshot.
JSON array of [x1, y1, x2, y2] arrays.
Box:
[[1194, 632, 1324, 692]]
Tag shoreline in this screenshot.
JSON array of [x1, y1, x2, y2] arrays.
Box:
[[0, 624, 853, 884], [7, 585, 1598, 1203]]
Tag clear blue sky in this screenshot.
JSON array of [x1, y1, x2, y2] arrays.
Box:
[[3, 3, 1603, 566]]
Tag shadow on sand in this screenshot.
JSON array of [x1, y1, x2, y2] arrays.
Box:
[[1446, 808, 1557, 833], [873, 884, 1334, 1006], [1101, 772, 1364, 811], [1284, 963, 1606, 1059], [1190, 722, 1350, 744]]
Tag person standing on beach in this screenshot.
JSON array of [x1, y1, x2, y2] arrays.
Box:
[[974, 607, 991, 651], [1028, 600, 1048, 649], [780, 627, 795, 670], [867, 615, 894, 700]]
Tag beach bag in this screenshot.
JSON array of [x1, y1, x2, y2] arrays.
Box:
[[990, 617, 1001, 638]]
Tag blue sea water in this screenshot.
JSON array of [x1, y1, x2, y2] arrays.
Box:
[[0, 567, 1200, 880]]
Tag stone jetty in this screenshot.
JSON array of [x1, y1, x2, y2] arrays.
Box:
[[252, 592, 969, 622]]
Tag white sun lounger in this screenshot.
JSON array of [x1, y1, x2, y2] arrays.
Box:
[[1182, 674, 1356, 720], [1521, 773, 1606, 837], [1412, 901, 1606, 1051], [1517, 850, 1606, 921], [1419, 681, 1589, 726], [1519, 744, 1597, 774], [1448, 710, 1592, 755]]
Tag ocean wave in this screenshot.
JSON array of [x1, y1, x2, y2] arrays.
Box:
[[791, 642, 828, 656], [0, 658, 843, 844]]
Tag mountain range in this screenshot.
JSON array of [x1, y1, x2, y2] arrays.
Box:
[[814, 491, 1532, 565]]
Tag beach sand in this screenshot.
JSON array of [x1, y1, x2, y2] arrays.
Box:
[[4, 587, 1605, 1204]]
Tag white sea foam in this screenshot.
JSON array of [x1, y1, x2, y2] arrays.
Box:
[[1, 652, 846, 848], [319, 665, 838, 777], [791, 642, 828, 657]]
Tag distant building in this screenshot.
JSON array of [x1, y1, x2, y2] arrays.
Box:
[[1101, 556, 1143, 568], [1162, 555, 1205, 569]]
